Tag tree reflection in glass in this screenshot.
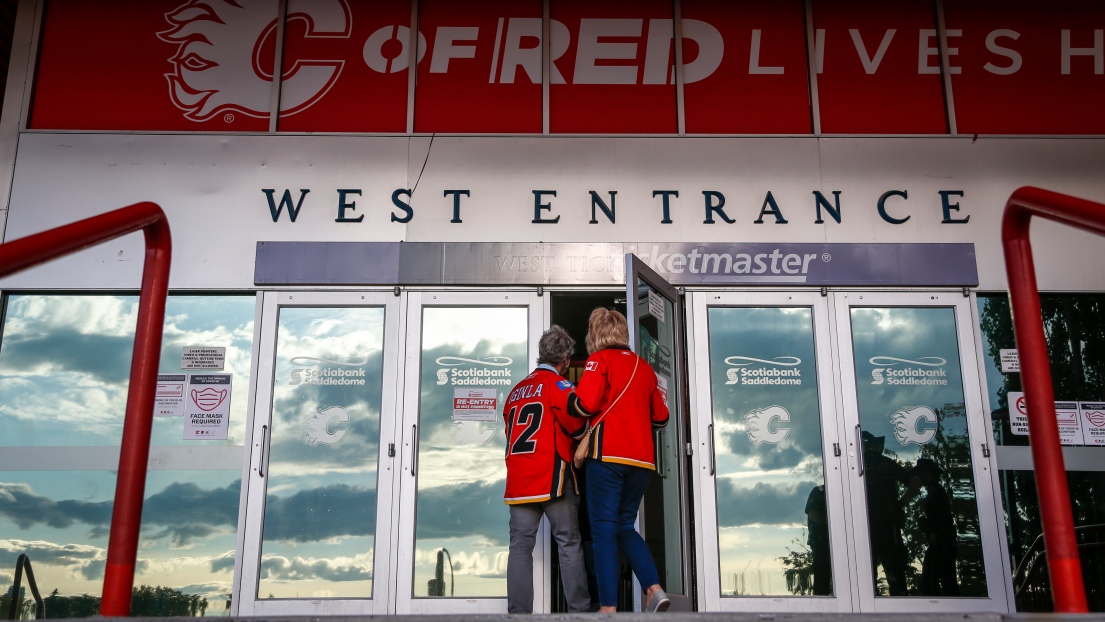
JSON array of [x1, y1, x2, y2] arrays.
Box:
[[849, 307, 987, 597], [978, 294, 1105, 611]]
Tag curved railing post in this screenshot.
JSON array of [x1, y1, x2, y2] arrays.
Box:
[[0, 202, 171, 617], [1002, 186, 1101, 613], [9, 554, 45, 619]]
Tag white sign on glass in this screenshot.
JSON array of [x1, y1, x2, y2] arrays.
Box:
[[1055, 402, 1085, 445], [1009, 391, 1029, 435], [452, 387, 498, 421], [1008, 392, 1086, 444], [184, 374, 232, 440], [181, 346, 226, 370], [999, 349, 1020, 373], [1079, 402, 1105, 446], [647, 290, 665, 323], [155, 374, 187, 416]]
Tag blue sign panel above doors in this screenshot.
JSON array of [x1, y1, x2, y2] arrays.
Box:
[[254, 242, 977, 288]]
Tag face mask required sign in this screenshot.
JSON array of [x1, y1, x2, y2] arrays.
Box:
[[184, 374, 232, 440]]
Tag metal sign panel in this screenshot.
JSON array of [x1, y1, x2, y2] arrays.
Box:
[[255, 241, 978, 287]]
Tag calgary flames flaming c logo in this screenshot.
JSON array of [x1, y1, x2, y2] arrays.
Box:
[[159, 0, 350, 122], [743, 405, 791, 446], [890, 405, 938, 446], [304, 406, 348, 446]]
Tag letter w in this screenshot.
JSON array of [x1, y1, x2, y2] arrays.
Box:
[[263, 189, 310, 222]]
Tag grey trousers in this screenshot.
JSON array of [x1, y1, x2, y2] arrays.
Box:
[[507, 486, 591, 613]]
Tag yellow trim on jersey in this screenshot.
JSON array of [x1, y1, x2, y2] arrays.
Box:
[[602, 456, 656, 470], [505, 494, 551, 505]]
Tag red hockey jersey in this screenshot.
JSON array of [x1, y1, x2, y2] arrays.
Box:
[[571, 347, 669, 470], [503, 365, 587, 505]]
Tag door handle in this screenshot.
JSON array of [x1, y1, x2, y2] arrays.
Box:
[[654, 430, 665, 478], [411, 424, 419, 477], [855, 424, 865, 477], [707, 423, 716, 476], [258, 424, 269, 478]]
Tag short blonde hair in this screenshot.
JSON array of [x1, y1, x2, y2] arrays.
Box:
[[586, 307, 629, 354]]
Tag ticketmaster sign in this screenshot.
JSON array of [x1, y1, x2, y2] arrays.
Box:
[[255, 242, 977, 287]]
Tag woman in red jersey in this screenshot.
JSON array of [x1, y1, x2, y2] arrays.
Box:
[[571, 308, 670, 613]]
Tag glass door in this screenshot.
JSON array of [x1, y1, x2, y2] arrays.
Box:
[[393, 291, 547, 614], [687, 291, 853, 612], [238, 292, 403, 615], [833, 292, 1008, 612], [625, 254, 691, 611]]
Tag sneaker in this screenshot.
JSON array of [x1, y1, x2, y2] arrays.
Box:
[[646, 588, 670, 612]]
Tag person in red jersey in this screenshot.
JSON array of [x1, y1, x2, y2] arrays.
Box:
[[571, 308, 670, 613], [503, 325, 590, 613]]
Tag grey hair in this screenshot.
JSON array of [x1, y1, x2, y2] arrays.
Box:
[[537, 325, 576, 366]]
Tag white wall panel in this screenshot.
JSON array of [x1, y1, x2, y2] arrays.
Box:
[[3, 132, 1104, 291]]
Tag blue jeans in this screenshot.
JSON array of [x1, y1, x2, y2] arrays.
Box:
[[585, 459, 660, 607]]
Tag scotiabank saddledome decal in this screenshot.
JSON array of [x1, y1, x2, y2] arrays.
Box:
[[288, 355, 367, 386], [724, 356, 802, 386], [435, 356, 513, 386], [868, 356, 948, 387]]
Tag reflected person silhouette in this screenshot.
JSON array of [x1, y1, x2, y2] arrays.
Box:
[[914, 458, 960, 596], [861, 431, 919, 596], [804, 484, 832, 595]]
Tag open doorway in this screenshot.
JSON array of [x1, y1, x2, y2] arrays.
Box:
[[547, 291, 690, 612]]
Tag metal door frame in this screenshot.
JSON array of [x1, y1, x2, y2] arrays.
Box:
[[392, 290, 547, 614], [625, 254, 693, 612], [236, 291, 404, 616], [832, 291, 1009, 613], [686, 290, 855, 612]]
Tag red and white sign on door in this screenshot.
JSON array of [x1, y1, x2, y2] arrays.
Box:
[[944, 0, 1105, 135], [811, 0, 948, 134], [415, 0, 542, 133], [682, 0, 811, 134], [550, 0, 677, 134]]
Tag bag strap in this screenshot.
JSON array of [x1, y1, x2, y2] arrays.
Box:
[[584, 354, 640, 432]]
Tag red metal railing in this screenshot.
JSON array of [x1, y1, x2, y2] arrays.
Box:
[[1002, 186, 1096, 613], [0, 203, 171, 616]]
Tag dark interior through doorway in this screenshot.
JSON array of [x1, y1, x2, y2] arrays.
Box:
[[548, 291, 677, 612]]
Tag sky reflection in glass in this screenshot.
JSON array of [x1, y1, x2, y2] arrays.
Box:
[[0, 295, 253, 614], [412, 307, 529, 598], [707, 307, 829, 597], [259, 307, 385, 599]]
